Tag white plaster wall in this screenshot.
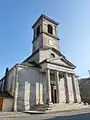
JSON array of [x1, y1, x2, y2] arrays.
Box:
[[39, 73, 44, 104], [36, 82, 39, 104], [40, 83, 43, 104], [24, 81, 30, 111], [67, 74, 74, 103], [59, 78, 66, 103], [2, 99, 13, 112]]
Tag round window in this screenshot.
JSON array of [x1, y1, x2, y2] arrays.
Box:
[[51, 53, 55, 58]]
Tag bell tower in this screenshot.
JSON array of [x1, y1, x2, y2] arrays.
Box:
[[32, 14, 60, 53]]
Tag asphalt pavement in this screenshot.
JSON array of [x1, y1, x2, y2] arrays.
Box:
[[0, 108, 90, 120]]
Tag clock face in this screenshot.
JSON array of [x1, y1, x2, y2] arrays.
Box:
[[49, 39, 53, 46]]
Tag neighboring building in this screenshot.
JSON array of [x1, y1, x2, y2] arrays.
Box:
[[0, 76, 13, 111], [79, 77, 90, 104], [0, 14, 82, 112]]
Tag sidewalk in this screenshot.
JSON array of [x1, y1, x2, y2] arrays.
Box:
[[0, 108, 90, 118], [0, 112, 30, 118]]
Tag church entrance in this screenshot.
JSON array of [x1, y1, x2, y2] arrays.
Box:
[[50, 71, 57, 104], [51, 84, 57, 103]]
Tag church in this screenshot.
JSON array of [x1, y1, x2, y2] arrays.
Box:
[[0, 14, 85, 112]]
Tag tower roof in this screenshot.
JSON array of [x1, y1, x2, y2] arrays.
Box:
[[32, 14, 59, 28]]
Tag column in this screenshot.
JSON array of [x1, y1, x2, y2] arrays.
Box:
[[14, 82, 19, 111], [39, 73, 43, 104], [46, 69, 52, 104], [39, 83, 43, 104], [71, 75, 77, 102], [36, 82, 39, 104], [56, 71, 60, 103], [64, 73, 69, 103], [24, 81, 30, 111], [72, 75, 81, 103]]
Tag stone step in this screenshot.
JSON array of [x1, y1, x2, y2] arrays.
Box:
[[30, 103, 90, 113], [31, 104, 50, 111], [24, 110, 45, 114], [45, 103, 90, 113]]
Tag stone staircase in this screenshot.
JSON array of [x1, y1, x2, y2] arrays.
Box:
[[29, 103, 90, 113], [45, 103, 90, 113], [30, 104, 51, 112]]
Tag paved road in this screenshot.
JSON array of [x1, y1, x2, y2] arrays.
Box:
[[0, 109, 90, 120], [3, 113, 90, 120]]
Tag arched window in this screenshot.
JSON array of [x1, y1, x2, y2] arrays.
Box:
[[36, 25, 40, 37], [51, 53, 55, 58], [48, 24, 53, 34]]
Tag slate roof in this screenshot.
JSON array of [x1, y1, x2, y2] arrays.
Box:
[[32, 14, 59, 28], [21, 61, 41, 68]]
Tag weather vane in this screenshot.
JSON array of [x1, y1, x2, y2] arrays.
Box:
[[42, 11, 46, 14]]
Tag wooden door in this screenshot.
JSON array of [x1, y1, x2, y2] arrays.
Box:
[[51, 84, 54, 103], [54, 89, 57, 103], [0, 98, 3, 111], [51, 85, 57, 103]]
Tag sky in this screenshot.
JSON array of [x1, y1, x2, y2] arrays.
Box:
[[0, 0, 90, 79]]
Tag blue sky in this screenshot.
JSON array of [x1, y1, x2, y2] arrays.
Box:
[[0, 0, 90, 79]]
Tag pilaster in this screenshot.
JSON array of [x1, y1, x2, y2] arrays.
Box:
[[46, 69, 52, 104], [71, 75, 77, 102], [65, 73, 74, 103], [72, 75, 81, 103], [64, 73, 69, 103]]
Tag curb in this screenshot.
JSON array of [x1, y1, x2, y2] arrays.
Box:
[[0, 114, 30, 118], [45, 108, 90, 114]]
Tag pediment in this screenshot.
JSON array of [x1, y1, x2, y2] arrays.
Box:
[[47, 57, 75, 69]]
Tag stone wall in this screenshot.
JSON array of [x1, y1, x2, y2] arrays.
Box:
[[14, 65, 44, 111], [42, 34, 59, 51], [39, 49, 59, 63], [66, 74, 74, 103], [79, 78, 90, 104], [59, 77, 66, 103], [42, 18, 58, 38], [27, 51, 39, 63], [7, 68, 16, 95]]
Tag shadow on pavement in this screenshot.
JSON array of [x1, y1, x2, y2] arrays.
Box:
[[43, 113, 90, 120]]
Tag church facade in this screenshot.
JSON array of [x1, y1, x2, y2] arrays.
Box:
[[0, 14, 82, 112]]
